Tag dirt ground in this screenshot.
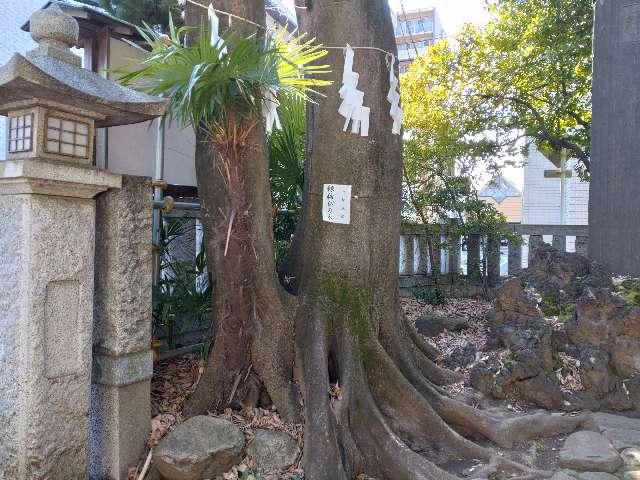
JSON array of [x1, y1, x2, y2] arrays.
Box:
[[136, 296, 584, 479]]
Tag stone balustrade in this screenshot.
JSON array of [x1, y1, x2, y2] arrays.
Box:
[[398, 222, 589, 288]]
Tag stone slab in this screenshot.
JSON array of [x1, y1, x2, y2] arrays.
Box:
[[578, 473, 619, 480], [560, 431, 623, 473], [0, 159, 121, 197]]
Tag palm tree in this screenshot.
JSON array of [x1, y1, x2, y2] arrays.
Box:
[[118, 15, 331, 418]]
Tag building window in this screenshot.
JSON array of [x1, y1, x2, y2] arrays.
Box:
[[396, 17, 434, 37], [46, 115, 89, 158], [8, 114, 33, 153]]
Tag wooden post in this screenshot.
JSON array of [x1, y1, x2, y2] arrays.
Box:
[[508, 237, 522, 276], [466, 233, 481, 281], [486, 234, 501, 285]]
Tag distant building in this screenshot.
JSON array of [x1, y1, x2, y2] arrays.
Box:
[[478, 175, 523, 223], [522, 144, 589, 225], [393, 7, 445, 72]]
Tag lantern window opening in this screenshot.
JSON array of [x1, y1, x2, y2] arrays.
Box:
[[8, 114, 34, 153], [45, 114, 89, 158]]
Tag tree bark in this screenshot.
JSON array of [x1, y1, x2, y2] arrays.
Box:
[[183, 1, 589, 478], [183, 0, 299, 422]]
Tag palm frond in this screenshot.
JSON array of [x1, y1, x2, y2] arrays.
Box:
[[116, 17, 332, 131]]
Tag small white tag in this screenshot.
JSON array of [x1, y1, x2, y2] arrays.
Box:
[[322, 184, 352, 224]]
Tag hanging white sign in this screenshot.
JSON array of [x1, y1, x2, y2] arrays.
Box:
[[322, 184, 352, 224]]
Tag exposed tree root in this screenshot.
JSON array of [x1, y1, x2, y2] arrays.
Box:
[[293, 283, 572, 480], [402, 310, 443, 361]]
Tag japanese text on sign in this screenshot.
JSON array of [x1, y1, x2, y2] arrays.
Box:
[[322, 184, 351, 224]]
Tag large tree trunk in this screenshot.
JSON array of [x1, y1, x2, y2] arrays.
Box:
[[183, 0, 299, 422], [183, 0, 589, 477]]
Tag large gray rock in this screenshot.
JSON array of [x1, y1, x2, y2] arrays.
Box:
[[154, 416, 245, 480], [559, 431, 622, 473], [551, 471, 578, 480], [621, 448, 640, 469], [247, 429, 300, 474], [603, 429, 640, 451], [587, 413, 640, 433], [577, 473, 619, 480]]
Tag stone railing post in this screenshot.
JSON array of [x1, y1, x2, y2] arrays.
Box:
[[416, 233, 429, 275], [466, 233, 481, 281], [576, 235, 589, 256], [507, 238, 522, 277], [486, 234, 501, 285], [447, 222, 461, 279], [552, 234, 567, 252], [429, 234, 442, 276], [90, 176, 154, 480], [402, 234, 415, 275], [529, 234, 544, 253]]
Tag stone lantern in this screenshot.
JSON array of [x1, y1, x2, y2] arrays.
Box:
[[0, 5, 166, 480]]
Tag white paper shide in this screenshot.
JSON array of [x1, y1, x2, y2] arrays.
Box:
[[322, 184, 352, 224], [387, 55, 403, 135], [338, 46, 370, 137]]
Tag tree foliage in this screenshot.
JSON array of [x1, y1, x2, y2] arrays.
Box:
[[268, 95, 306, 212], [402, 0, 593, 176], [99, 0, 183, 31]]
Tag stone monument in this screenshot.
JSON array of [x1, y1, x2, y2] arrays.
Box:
[[0, 5, 166, 479], [589, 0, 640, 275]]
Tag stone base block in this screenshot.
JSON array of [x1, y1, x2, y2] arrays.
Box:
[[90, 379, 151, 480]]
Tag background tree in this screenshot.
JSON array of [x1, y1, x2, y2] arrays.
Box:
[[99, 0, 183, 31], [125, 1, 589, 478], [402, 0, 593, 176]]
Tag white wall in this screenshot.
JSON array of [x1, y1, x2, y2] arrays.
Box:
[[522, 143, 589, 225], [105, 38, 197, 186]]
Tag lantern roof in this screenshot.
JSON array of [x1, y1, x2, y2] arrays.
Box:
[[0, 4, 166, 127]]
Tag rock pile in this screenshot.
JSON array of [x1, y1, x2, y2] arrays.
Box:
[[151, 415, 300, 480], [470, 243, 640, 411]]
